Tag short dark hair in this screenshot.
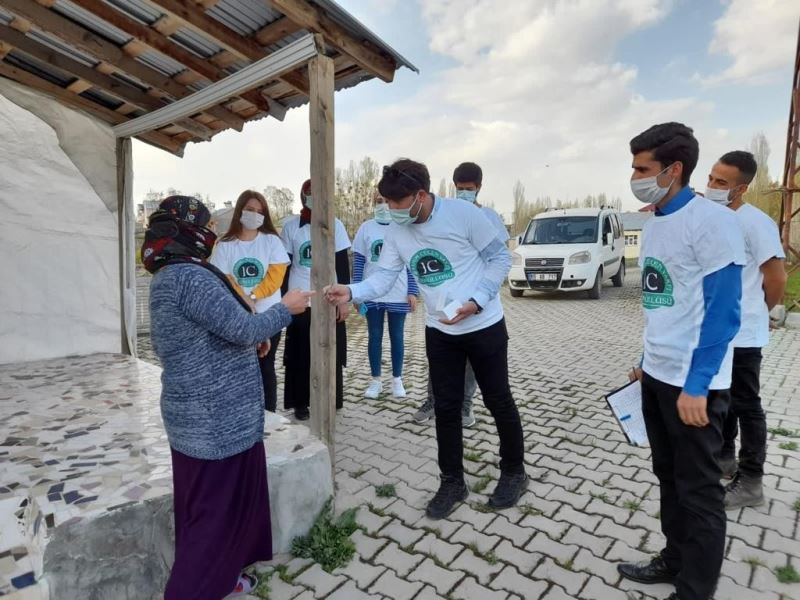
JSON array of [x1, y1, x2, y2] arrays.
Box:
[[630, 122, 699, 186], [719, 150, 757, 185], [378, 158, 430, 200], [453, 162, 483, 185]]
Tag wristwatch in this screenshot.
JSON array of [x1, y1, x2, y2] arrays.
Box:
[[468, 297, 483, 314]]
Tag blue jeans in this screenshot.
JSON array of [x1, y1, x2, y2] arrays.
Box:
[[365, 307, 406, 377]]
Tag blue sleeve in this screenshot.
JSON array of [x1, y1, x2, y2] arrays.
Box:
[[353, 252, 366, 284], [683, 263, 743, 396], [472, 238, 512, 308], [406, 268, 419, 296], [176, 267, 292, 345]]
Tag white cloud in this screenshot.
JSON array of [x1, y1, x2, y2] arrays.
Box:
[[703, 0, 799, 86]]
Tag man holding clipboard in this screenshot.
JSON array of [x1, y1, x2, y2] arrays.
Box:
[[616, 123, 746, 600]]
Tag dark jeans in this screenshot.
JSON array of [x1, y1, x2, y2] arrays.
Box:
[[365, 308, 406, 377], [642, 372, 729, 600], [425, 318, 524, 478], [258, 332, 281, 412], [721, 347, 765, 478]]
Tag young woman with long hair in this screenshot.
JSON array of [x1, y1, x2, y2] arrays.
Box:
[[210, 190, 290, 411]]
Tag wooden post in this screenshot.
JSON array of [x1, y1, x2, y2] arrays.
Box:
[[308, 52, 336, 470], [116, 137, 136, 356]]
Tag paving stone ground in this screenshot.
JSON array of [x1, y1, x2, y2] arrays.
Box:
[[138, 269, 800, 600]]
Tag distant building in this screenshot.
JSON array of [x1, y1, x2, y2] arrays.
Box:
[[620, 211, 653, 262]]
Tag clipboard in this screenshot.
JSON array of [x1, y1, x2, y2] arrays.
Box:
[[604, 379, 649, 447]]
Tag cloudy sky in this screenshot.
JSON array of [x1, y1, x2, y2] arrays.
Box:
[[132, 0, 800, 221]]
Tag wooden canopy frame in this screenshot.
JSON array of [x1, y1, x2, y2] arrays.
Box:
[[0, 0, 416, 470]]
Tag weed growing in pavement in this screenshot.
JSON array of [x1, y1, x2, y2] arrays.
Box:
[[768, 427, 800, 438], [793, 498, 800, 512], [778, 441, 798, 451], [471, 502, 495, 513], [519, 504, 543, 517], [464, 451, 483, 462], [367, 503, 387, 517], [622, 499, 642, 513], [375, 484, 396, 498], [467, 542, 498, 565], [291, 499, 358, 572], [471, 475, 492, 493], [743, 556, 766, 568], [775, 564, 800, 584], [590, 491, 610, 503]]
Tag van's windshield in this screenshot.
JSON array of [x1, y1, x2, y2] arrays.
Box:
[[522, 216, 599, 245]]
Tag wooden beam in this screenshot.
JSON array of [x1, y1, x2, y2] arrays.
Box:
[[152, 15, 182, 36], [268, 0, 396, 82], [0, 23, 217, 137], [254, 16, 304, 46], [147, 0, 310, 95], [69, 0, 272, 114], [0, 41, 11, 59], [1, 0, 245, 130], [307, 53, 336, 465], [0, 60, 184, 154]]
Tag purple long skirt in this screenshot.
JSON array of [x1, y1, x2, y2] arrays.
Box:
[[165, 442, 272, 600]]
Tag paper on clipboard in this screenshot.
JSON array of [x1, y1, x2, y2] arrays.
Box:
[[605, 379, 649, 447]]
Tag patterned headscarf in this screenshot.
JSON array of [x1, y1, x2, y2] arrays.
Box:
[[141, 195, 217, 274]]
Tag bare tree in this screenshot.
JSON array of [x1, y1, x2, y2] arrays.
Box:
[[263, 186, 295, 222], [744, 132, 781, 221], [437, 178, 447, 197], [335, 156, 380, 238]]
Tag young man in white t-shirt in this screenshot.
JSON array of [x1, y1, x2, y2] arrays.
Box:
[[415, 161, 510, 428], [618, 123, 746, 600], [704, 151, 787, 509], [324, 159, 527, 520]]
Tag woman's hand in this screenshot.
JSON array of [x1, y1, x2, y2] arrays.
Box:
[[337, 303, 350, 322], [257, 340, 271, 358], [282, 289, 315, 314], [408, 295, 418, 313]]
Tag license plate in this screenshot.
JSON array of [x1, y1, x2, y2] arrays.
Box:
[[528, 273, 557, 281]]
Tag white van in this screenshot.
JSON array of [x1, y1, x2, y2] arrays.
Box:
[[508, 207, 625, 299]]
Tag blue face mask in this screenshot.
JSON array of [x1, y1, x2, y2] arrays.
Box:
[[374, 203, 391, 224], [389, 193, 422, 226], [456, 189, 478, 203]]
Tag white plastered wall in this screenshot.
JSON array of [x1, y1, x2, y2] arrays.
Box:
[[0, 80, 122, 363]]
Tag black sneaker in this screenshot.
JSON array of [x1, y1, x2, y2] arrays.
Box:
[[488, 471, 528, 509], [294, 407, 310, 421], [425, 475, 468, 520], [617, 555, 677, 584]]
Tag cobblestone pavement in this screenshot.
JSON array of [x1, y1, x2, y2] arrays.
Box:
[[138, 271, 800, 600]]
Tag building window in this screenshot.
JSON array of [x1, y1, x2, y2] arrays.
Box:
[[625, 235, 638, 246]]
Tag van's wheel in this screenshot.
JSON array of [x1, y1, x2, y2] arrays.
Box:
[[510, 288, 524, 298], [588, 268, 602, 299], [612, 260, 625, 287]]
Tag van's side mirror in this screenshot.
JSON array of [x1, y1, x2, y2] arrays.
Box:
[[516, 235, 522, 246], [605, 232, 613, 246]]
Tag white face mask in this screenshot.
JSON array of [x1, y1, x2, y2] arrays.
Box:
[[630, 164, 675, 205], [374, 202, 391, 224], [389, 193, 422, 226], [704, 187, 732, 206], [240, 211, 264, 230], [456, 189, 478, 203], [303, 194, 312, 210]]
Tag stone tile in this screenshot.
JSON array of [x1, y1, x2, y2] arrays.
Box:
[[372, 541, 424, 578], [413, 532, 464, 566], [368, 569, 424, 600], [293, 563, 347, 598], [488, 565, 548, 598], [449, 547, 504, 585], [450, 576, 509, 600], [352, 530, 389, 561], [333, 557, 386, 590], [407, 557, 464, 595], [531, 558, 587, 597]]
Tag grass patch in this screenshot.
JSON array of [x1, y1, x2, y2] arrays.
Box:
[[367, 503, 387, 518], [784, 268, 800, 312], [743, 556, 766, 568], [793, 498, 800, 512], [467, 543, 498, 565], [471, 502, 495, 514], [622, 499, 642, 513], [590, 491, 610, 503], [291, 499, 358, 573], [775, 564, 800, 584], [464, 451, 483, 462], [471, 475, 492, 494], [252, 576, 271, 599], [375, 484, 396, 498], [556, 557, 575, 570], [768, 427, 800, 438], [778, 441, 798, 451], [519, 503, 543, 517]]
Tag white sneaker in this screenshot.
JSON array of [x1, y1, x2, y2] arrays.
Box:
[[462, 407, 476, 428], [364, 378, 382, 399], [392, 377, 406, 398]]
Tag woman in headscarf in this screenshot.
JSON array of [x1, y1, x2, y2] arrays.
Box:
[[280, 179, 351, 420], [143, 195, 312, 599], [210, 190, 290, 412]]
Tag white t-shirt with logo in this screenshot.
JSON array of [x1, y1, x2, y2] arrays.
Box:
[[733, 203, 785, 348], [280, 215, 351, 292], [353, 219, 408, 303], [209, 233, 289, 313], [481, 206, 509, 242], [377, 198, 504, 335], [638, 195, 746, 390]]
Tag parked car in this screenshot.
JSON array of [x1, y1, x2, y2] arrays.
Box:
[[508, 207, 625, 299]]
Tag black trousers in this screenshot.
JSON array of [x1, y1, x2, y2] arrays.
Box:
[[258, 332, 282, 412], [642, 372, 729, 600], [425, 318, 525, 478], [283, 308, 345, 411], [721, 347, 765, 478]]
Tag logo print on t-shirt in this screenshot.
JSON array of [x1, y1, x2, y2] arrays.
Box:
[[410, 249, 455, 287], [233, 257, 264, 288], [641, 257, 674, 309], [370, 239, 383, 263], [298, 241, 312, 267]]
